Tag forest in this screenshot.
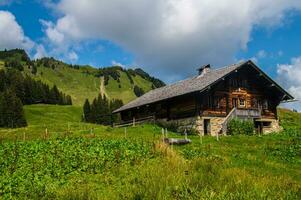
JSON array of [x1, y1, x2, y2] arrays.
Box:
[[0, 68, 72, 128]]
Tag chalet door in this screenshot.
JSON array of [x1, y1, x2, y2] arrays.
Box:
[[204, 119, 211, 135], [232, 98, 238, 108]]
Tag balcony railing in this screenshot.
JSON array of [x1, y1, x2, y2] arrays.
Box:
[[235, 108, 261, 118], [220, 108, 261, 134]]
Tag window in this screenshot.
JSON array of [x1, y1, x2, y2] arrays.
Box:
[[239, 98, 245, 107]]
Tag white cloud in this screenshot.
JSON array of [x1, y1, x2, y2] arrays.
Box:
[[34, 44, 47, 59], [43, 0, 301, 81], [111, 60, 125, 68], [0, 10, 34, 51], [277, 57, 301, 111], [40, 19, 65, 45], [68, 51, 78, 62]]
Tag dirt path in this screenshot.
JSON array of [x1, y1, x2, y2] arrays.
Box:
[[99, 76, 109, 98]]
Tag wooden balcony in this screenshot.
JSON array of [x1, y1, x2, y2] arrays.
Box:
[[235, 108, 261, 118]]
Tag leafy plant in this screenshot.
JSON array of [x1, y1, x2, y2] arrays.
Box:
[[227, 118, 254, 135]]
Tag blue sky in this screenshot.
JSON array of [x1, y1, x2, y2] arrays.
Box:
[[1, 0, 301, 109]]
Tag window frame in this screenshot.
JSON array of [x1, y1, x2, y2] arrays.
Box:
[[239, 98, 246, 108]]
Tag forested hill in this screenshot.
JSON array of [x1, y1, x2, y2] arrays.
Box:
[[0, 49, 165, 105]]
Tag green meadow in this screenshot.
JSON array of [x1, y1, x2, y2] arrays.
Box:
[[28, 65, 153, 105], [0, 105, 300, 199]]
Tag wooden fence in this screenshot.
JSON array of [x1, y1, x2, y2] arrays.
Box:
[[113, 116, 155, 128]]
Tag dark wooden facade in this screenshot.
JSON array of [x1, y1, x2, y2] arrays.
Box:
[[120, 65, 283, 122]]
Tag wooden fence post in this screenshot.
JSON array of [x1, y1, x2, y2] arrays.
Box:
[[200, 133, 203, 144], [23, 132, 26, 141], [45, 128, 48, 140], [124, 127, 127, 138], [133, 117, 135, 127]]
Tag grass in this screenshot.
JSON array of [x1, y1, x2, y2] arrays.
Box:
[[26, 64, 153, 105], [0, 105, 300, 199], [105, 69, 153, 103], [0, 60, 4, 69]]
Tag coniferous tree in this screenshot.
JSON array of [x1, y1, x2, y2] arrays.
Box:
[[83, 95, 123, 125], [66, 95, 72, 105], [31, 64, 37, 75], [110, 99, 123, 123], [134, 85, 145, 97], [50, 85, 60, 104], [0, 69, 72, 106], [0, 89, 27, 128], [90, 98, 98, 123], [83, 99, 91, 122]]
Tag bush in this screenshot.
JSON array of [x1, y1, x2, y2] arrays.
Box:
[[134, 85, 145, 97], [156, 120, 178, 133], [227, 118, 254, 135]]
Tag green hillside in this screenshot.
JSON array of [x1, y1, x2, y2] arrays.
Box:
[[31, 64, 155, 105], [0, 49, 165, 105]]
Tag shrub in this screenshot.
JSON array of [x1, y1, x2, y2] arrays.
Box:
[[134, 85, 145, 97], [156, 120, 178, 133], [227, 118, 254, 135]]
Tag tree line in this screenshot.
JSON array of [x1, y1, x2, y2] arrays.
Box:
[[0, 69, 72, 128], [83, 95, 123, 125]]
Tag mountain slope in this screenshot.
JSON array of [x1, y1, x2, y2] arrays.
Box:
[[0, 49, 165, 105]]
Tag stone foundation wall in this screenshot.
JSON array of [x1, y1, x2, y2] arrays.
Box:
[[156, 116, 281, 136], [196, 116, 225, 136], [262, 119, 282, 134], [156, 116, 225, 136]]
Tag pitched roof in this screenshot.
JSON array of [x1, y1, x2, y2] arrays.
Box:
[[113, 60, 294, 113]]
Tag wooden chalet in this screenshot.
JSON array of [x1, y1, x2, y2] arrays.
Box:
[[113, 60, 294, 135]]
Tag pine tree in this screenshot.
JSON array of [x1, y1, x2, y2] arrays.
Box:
[[90, 98, 98, 123], [31, 64, 37, 75], [50, 85, 60, 104], [66, 95, 72, 105], [83, 99, 91, 122], [0, 89, 27, 128], [134, 85, 145, 97], [84, 95, 123, 125]]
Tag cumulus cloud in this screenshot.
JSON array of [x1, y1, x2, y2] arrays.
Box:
[[111, 60, 125, 68], [68, 51, 78, 62], [277, 57, 301, 111], [34, 44, 48, 59], [0, 10, 34, 51], [42, 0, 301, 81]]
